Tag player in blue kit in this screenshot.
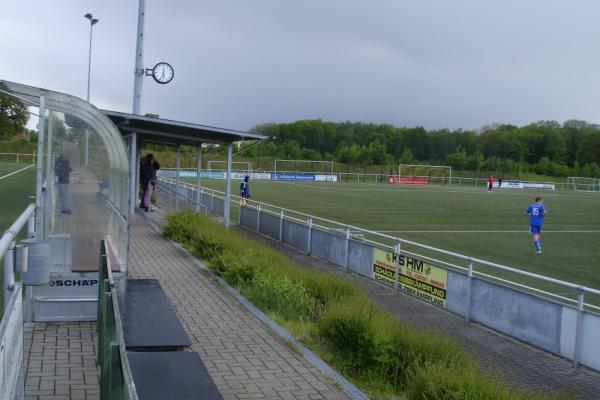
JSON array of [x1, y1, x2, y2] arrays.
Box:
[[526, 197, 547, 255]]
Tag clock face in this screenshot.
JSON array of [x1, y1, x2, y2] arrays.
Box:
[[152, 62, 174, 84]]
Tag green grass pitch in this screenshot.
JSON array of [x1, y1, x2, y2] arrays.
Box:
[[188, 178, 600, 305], [0, 162, 36, 308]]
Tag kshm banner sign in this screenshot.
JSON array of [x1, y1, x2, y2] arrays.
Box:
[[372, 248, 448, 308]]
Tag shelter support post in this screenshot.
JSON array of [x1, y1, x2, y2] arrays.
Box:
[[196, 147, 202, 212], [128, 133, 137, 216], [35, 92, 46, 238], [84, 129, 89, 165], [225, 144, 232, 227], [175, 146, 181, 211]]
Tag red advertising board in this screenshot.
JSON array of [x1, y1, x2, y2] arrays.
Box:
[[388, 176, 429, 184]]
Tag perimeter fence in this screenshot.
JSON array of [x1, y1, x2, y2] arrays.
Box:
[[156, 176, 600, 372]]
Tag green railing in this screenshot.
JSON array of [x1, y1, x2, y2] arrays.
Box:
[[97, 240, 138, 400]]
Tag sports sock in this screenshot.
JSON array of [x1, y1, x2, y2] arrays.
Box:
[[534, 240, 541, 252]]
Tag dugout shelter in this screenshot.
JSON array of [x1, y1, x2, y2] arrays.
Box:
[[0, 79, 267, 322]]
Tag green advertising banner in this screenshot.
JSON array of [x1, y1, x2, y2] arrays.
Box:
[[373, 248, 448, 308]]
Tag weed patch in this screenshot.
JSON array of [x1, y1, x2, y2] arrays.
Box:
[[164, 210, 571, 400]]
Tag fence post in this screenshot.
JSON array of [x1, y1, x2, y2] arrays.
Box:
[[344, 226, 350, 271], [256, 205, 261, 232], [279, 209, 284, 241], [393, 241, 401, 290], [307, 217, 313, 254], [211, 192, 215, 214], [465, 258, 474, 322], [3, 241, 15, 312], [573, 287, 585, 366]]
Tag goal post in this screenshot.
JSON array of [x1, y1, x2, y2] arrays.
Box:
[[207, 160, 252, 174], [274, 159, 334, 174], [567, 177, 600, 192], [398, 164, 452, 185]]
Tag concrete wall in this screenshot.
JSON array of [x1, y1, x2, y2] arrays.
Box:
[[259, 212, 281, 239], [281, 220, 309, 253], [310, 229, 346, 266], [348, 241, 373, 278], [469, 278, 562, 354]]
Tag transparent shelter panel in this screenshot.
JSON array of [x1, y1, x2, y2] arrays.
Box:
[[43, 91, 129, 272]]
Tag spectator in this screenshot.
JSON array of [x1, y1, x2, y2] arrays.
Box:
[[54, 150, 73, 214]]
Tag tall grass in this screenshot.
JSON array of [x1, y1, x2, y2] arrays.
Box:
[[164, 210, 571, 400]]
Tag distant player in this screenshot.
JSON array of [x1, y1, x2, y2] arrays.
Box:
[[240, 175, 250, 206], [526, 197, 547, 255], [487, 175, 494, 192]]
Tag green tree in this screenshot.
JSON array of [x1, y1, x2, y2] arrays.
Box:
[[0, 93, 28, 139], [399, 148, 413, 164]]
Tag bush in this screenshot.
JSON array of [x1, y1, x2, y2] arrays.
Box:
[[163, 210, 569, 400]]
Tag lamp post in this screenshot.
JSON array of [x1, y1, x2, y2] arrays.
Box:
[[84, 13, 99, 103], [83, 13, 98, 166]]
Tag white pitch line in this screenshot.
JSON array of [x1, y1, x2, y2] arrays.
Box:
[[0, 164, 33, 181], [377, 230, 600, 233]]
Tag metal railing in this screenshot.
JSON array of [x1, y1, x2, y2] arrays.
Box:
[[2, 203, 36, 311], [97, 240, 138, 400], [157, 176, 600, 366]]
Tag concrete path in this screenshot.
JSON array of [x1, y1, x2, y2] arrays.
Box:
[[236, 226, 600, 399], [128, 215, 349, 400], [24, 322, 99, 400]]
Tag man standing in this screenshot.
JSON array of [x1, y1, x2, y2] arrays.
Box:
[[526, 197, 547, 255], [487, 175, 494, 192], [240, 175, 250, 207], [54, 150, 72, 214]]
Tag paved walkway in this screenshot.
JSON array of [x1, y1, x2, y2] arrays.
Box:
[[129, 215, 349, 400], [236, 227, 600, 399], [24, 322, 99, 400]]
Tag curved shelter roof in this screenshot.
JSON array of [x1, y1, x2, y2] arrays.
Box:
[[102, 110, 269, 146]]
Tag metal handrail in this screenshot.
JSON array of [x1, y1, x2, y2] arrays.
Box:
[[158, 176, 600, 299]]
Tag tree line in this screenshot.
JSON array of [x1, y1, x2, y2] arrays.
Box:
[[244, 120, 600, 178]]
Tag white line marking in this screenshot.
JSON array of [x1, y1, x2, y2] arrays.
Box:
[[0, 164, 33, 181], [377, 230, 600, 233]]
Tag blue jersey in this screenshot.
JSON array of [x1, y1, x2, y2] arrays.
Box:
[[526, 203, 546, 226], [240, 181, 250, 198]]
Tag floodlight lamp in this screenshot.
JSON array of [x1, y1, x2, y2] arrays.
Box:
[[84, 13, 93, 20], [92, 18, 99, 25]]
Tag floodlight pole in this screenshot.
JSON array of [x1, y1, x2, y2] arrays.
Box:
[[84, 13, 98, 166]]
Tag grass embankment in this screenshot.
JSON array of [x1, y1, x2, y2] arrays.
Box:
[[164, 210, 571, 400]]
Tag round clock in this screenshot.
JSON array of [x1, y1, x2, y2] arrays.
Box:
[[151, 62, 174, 84]]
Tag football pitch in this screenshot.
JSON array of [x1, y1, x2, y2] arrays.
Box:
[[0, 162, 36, 308], [189, 178, 600, 304]]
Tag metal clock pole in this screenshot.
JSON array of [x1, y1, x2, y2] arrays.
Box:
[[129, 0, 145, 215]]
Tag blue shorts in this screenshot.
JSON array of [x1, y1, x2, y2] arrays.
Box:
[[530, 225, 542, 235]]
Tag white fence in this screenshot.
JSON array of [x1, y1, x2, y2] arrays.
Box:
[[0, 153, 36, 164], [157, 176, 600, 371]]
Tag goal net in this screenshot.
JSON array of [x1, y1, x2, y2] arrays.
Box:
[[398, 164, 452, 185], [207, 161, 252, 174], [274, 159, 334, 174], [567, 177, 600, 192]]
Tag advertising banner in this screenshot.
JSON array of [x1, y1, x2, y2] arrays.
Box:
[[273, 173, 316, 181], [522, 183, 556, 190], [373, 249, 447, 308], [495, 181, 523, 189], [314, 174, 338, 182], [388, 176, 430, 184]]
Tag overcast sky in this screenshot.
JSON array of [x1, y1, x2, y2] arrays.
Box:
[[2, 1, 600, 131]]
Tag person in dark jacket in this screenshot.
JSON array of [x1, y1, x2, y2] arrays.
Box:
[[240, 175, 250, 206], [54, 150, 72, 214], [139, 154, 154, 212]]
